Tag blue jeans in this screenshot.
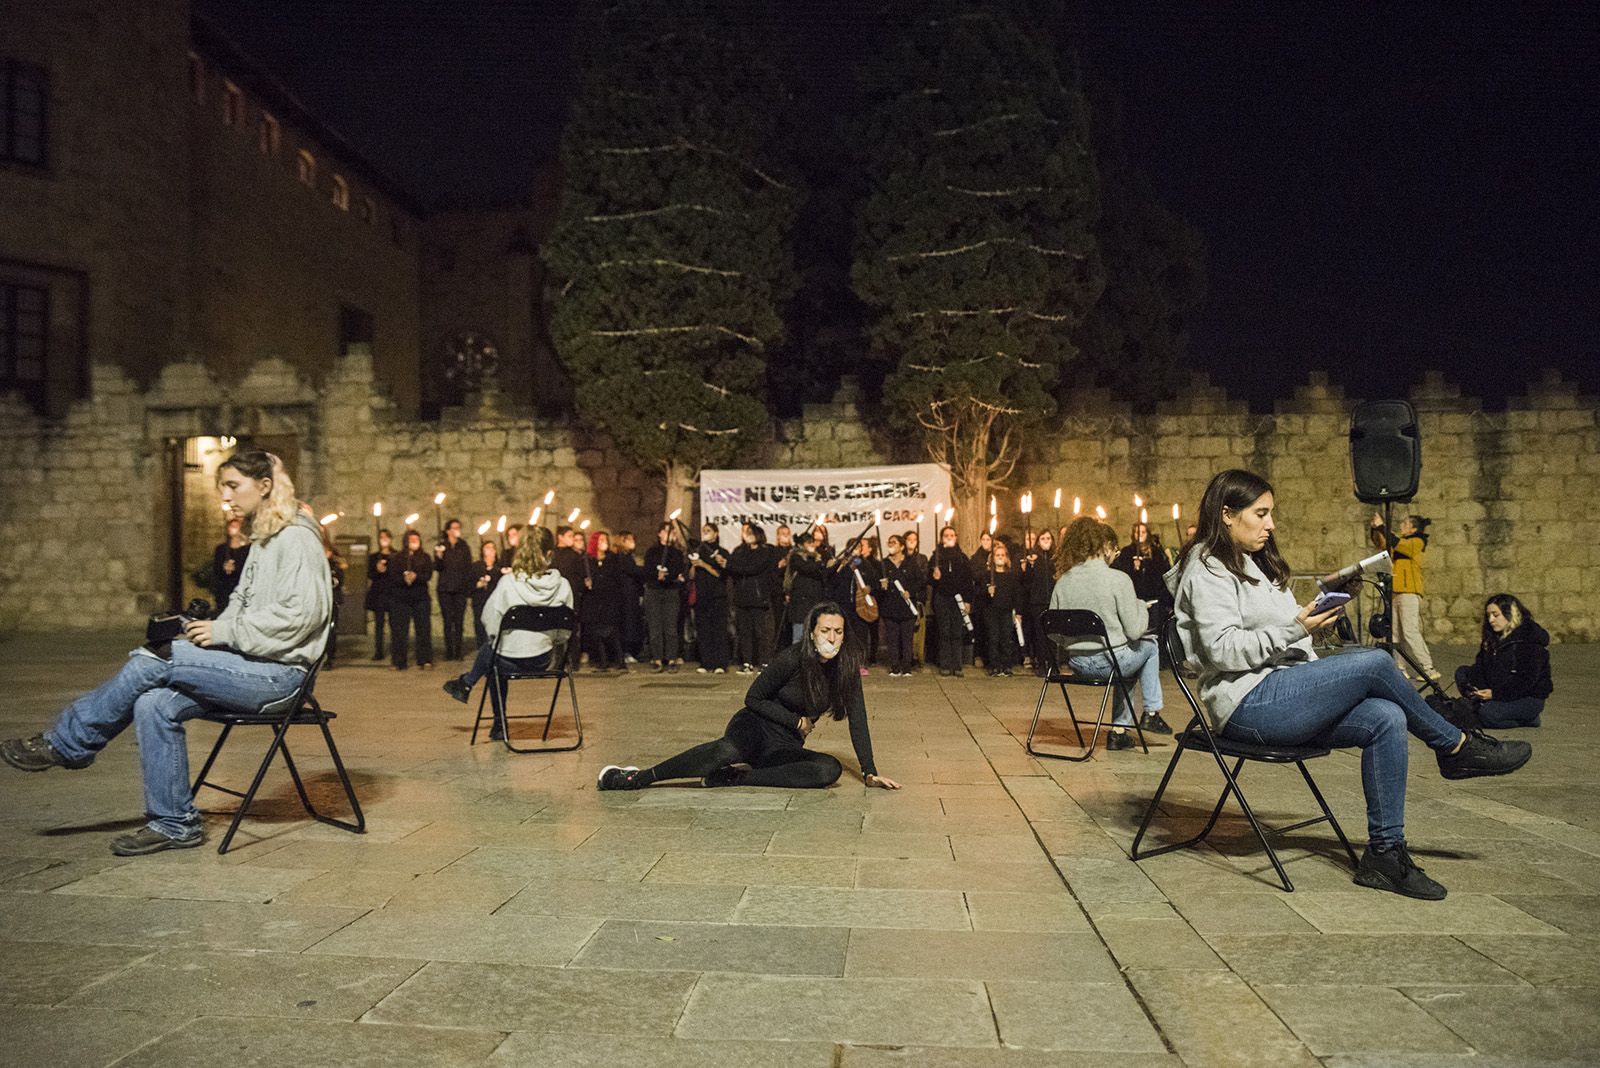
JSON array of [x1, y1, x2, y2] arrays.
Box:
[[1223, 647, 1463, 849], [1067, 638, 1162, 726], [460, 642, 551, 719], [44, 642, 306, 839]]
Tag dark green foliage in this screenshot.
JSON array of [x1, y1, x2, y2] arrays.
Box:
[[853, 1, 1102, 499], [544, 0, 801, 478], [1071, 84, 1207, 408]]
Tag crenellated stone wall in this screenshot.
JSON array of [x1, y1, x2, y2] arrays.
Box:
[[1, 355, 1595, 642]]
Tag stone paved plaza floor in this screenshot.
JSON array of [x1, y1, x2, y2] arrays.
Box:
[[1, 632, 1597, 1067]]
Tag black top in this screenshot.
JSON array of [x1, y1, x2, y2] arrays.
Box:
[[211, 541, 250, 608], [366, 548, 398, 609], [550, 545, 589, 603], [581, 551, 628, 624], [468, 560, 501, 610], [880, 556, 919, 621], [743, 641, 877, 777], [644, 543, 687, 589], [435, 538, 474, 594], [1463, 621, 1553, 701], [786, 549, 829, 620], [727, 543, 779, 609], [691, 540, 731, 605], [929, 545, 974, 602], [1020, 547, 1054, 606], [982, 569, 1023, 617], [1112, 543, 1172, 605], [395, 549, 434, 599]]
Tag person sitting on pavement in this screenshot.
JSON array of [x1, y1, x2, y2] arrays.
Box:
[[1049, 516, 1173, 749], [443, 528, 572, 739], [597, 602, 901, 792], [1449, 593, 1552, 729], [1, 450, 331, 856], [1170, 468, 1533, 901]]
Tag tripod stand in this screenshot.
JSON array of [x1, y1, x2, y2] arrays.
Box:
[[1367, 500, 1446, 699]]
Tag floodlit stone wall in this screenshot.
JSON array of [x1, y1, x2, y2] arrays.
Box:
[[1, 355, 1595, 642]]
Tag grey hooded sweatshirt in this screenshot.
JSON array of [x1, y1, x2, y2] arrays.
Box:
[[209, 511, 333, 667]]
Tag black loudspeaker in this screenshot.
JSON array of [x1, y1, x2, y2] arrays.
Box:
[[1349, 400, 1421, 504]]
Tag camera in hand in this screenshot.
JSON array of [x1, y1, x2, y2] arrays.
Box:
[[145, 598, 213, 652]]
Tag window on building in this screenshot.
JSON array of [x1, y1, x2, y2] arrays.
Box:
[[258, 112, 280, 156], [331, 174, 349, 211], [187, 52, 205, 102], [339, 303, 374, 355], [357, 196, 374, 223], [296, 148, 315, 186], [0, 281, 47, 393], [2, 60, 49, 167], [222, 80, 243, 126]]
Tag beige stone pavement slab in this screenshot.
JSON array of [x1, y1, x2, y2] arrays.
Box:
[[1283, 890, 1564, 934], [1167, 891, 1321, 937], [3, 1006, 190, 1068], [1494, 893, 1600, 936], [734, 885, 971, 930], [62, 948, 422, 1020], [575, 825, 775, 855], [441, 843, 662, 882], [307, 906, 599, 966], [676, 973, 997, 1047], [1402, 985, 1600, 1059], [1459, 934, 1600, 987], [1255, 983, 1474, 1056], [839, 1049, 1183, 1068], [645, 851, 857, 887], [962, 890, 1093, 933], [987, 979, 1169, 1053], [497, 877, 746, 923], [52, 860, 323, 903], [1208, 933, 1525, 986], [0, 940, 152, 1006], [366, 959, 697, 1034], [1095, 915, 1228, 970], [857, 857, 1064, 892], [0, 890, 364, 952], [1125, 968, 1321, 1068], [265, 868, 413, 909], [572, 919, 849, 976], [244, 838, 480, 875], [487, 1033, 836, 1067], [112, 1015, 506, 1068], [765, 829, 953, 859], [845, 928, 1120, 982]]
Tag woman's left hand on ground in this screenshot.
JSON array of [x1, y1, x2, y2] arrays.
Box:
[[864, 773, 901, 790], [183, 619, 215, 647]]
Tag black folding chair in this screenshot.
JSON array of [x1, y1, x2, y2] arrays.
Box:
[[190, 634, 365, 855], [472, 604, 583, 753], [1130, 617, 1359, 891], [1026, 609, 1150, 761]]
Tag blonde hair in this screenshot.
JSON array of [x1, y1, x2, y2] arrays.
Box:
[[219, 450, 300, 542], [511, 525, 554, 580]]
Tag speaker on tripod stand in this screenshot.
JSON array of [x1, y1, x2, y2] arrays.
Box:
[[1348, 400, 1440, 694]]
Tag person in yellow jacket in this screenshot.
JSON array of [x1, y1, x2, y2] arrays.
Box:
[[1370, 512, 1442, 683]]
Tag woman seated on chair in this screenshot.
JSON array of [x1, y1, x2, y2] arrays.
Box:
[[1170, 468, 1533, 900], [1450, 594, 1552, 729], [442, 528, 573, 734], [1, 450, 331, 857], [597, 602, 901, 792], [1049, 516, 1172, 749]]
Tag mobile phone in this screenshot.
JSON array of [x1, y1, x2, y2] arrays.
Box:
[[1311, 590, 1352, 615]]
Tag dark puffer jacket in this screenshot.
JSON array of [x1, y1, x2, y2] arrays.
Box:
[[1461, 620, 1553, 701]]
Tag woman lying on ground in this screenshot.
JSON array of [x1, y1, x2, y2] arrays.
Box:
[[1170, 468, 1532, 900], [1450, 594, 1552, 729], [598, 602, 901, 791]]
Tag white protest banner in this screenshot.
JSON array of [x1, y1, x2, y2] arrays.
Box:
[[699, 463, 954, 549]]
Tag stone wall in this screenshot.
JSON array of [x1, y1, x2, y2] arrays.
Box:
[[0, 353, 1595, 643]]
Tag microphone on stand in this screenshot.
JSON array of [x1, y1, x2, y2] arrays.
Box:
[[1317, 550, 1389, 592]]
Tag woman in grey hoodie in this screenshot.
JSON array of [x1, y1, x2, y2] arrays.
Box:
[[2, 450, 331, 856], [1170, 469, 1532, 900]]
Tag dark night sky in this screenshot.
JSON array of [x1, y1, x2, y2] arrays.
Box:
[[200, 1, 1599, 408]]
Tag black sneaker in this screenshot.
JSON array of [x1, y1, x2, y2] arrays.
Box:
[[1, 734, 89, 772], [1437, 730, 1532, 780], [651, 662, 666, 673], [1139, 711, 1174, 736], [109, 826, 204, 857], [1105, 729, 1134, 751], [597, 765, 644, 791], [442, 677, 471, 704], [1353, 842, 1447, 900], [702, 766, 744, 788]]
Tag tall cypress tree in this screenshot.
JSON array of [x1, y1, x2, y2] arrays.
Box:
[[853, 1, 1102, 537], [544, 0, 800, 517]]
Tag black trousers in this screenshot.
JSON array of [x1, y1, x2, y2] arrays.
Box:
[[735, 605, 771, 666], [695, 599, 730, 670], [370, 606, 390, 659], [585, 622, 623, 669], [646, 710, 843, 788], [934, 595, 966, 672], [984, 606, 1020, 671], [471, 600, 489, 647], [392, 595, 433, 667], [438, 591, 468, 660], [883, 616, 915, 673], [644, 587, 680, 663]]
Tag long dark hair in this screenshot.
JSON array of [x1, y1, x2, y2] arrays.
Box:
[[1481, 593, 1531, 648], [799, 601, 862, 721], [1176, 469, 1290, 588]]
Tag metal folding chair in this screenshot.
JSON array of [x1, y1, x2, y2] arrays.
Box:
[[472, 604, 583, 753], [1025, 608, 1150, 761], [190, 632, 365, 854], [1129, 617, 1359, 891]]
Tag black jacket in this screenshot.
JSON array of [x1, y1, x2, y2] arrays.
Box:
[[727, 543, 780, 609], [211, 541, 250, 609], [550, 545, 589, 604], [1020, 547, 1054, 607], [394, 549, 434, 601], [366, 548, 398, 609], [930, 545, 974, 603], [691, 540, 731, 605], [435, 538, 474, 594], [786, 549, 829, 621], [1463, 621, 1553, 701], [742, 641, 877, 777], [644, 543, 687, 589], [581, 551, 628, 625], [1112, 543, 1172, 605], [468, 560, 501, 613], [880, 556, 919, 621], [982, 569, 1023, 619]]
